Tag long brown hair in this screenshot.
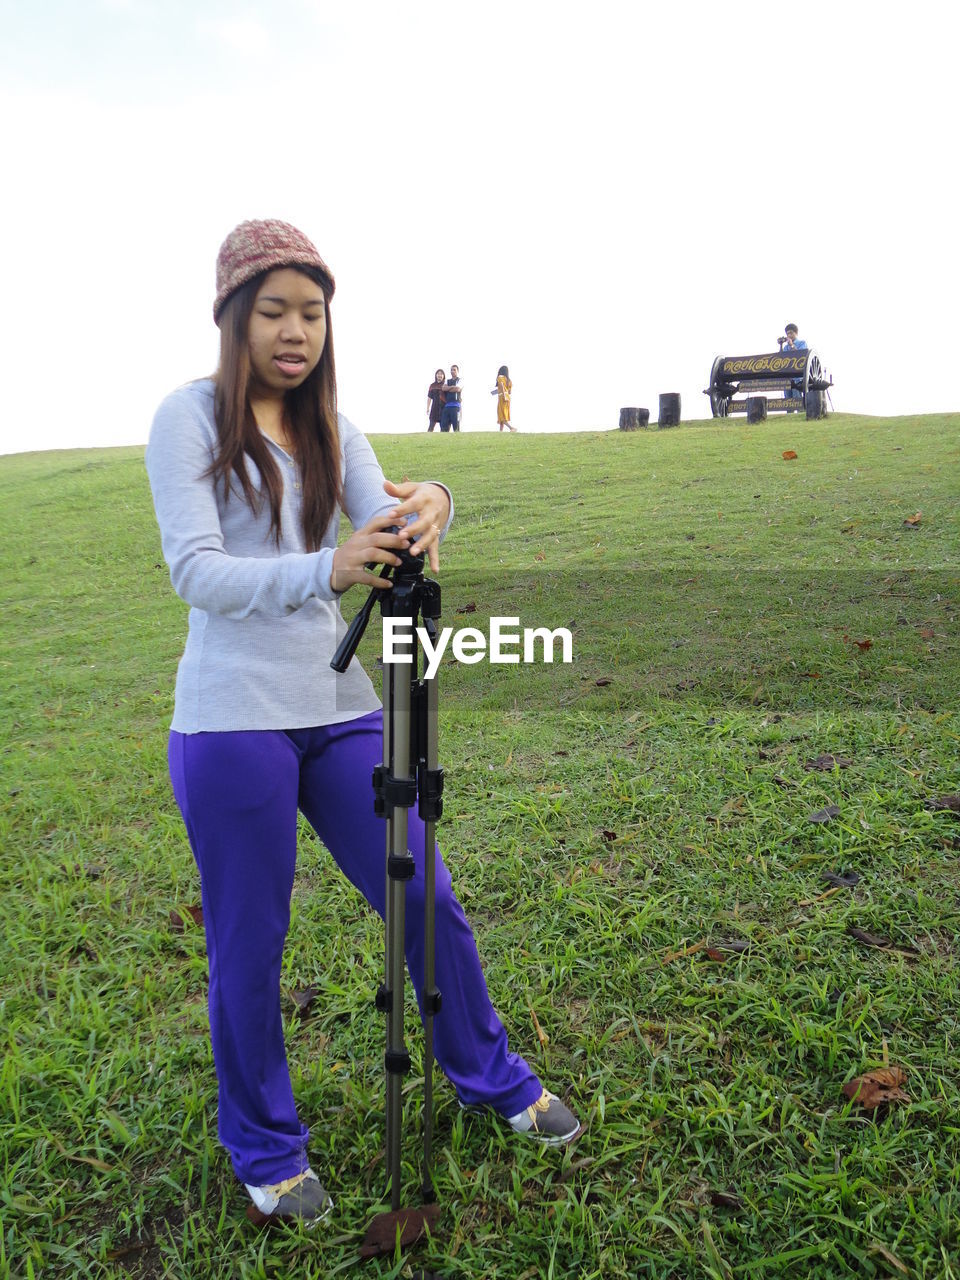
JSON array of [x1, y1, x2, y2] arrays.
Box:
[[208, 266, 342, 550]]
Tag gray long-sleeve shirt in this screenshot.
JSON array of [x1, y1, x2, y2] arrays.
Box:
[[145, 378, 452, 733]]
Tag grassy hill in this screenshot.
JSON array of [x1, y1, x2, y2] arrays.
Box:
[[1, 412, 958, 1278]]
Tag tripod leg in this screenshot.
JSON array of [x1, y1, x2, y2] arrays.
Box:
[[417, 588, 443, 1205], [421, 664, 439, 1202], [373, 577, 442, 1222], [380, 638, 415, 1213], [356, 569, 445, 1246]]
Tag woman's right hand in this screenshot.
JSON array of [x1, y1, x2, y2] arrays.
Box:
[[329, 516, 411, 593]]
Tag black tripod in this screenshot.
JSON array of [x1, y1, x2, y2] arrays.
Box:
[[331, 543, 444, 1252]]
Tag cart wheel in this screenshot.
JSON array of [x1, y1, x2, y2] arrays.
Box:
[[708, 356, 727, 418]]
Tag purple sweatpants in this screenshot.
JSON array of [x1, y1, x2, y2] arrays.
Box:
[[168, 710, 541, 1185]]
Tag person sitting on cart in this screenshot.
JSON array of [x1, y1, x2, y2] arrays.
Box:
[[778, 323, 807, 408]]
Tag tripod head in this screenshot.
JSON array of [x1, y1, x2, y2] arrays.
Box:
[[391, 536, 428, 585], [330, 527, 427, 673]]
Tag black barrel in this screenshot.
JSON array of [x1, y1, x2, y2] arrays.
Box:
[[658, 393, 681, 427], [746, 396, 767, 423], [619, 407, 650, 430]]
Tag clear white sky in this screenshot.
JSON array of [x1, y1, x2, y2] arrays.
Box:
[[0, 0, 956, 454]]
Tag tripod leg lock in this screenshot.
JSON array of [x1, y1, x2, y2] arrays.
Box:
[[387, 853, 415, 881], [373, 764, 418, 816], [417, 765, 445, 822], [385, 1049, 411, 1076], [375, 984, 392, 1013], [424, 987, 442, 1016]]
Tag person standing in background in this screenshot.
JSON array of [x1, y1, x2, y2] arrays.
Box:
[[426, 368, 445, 432], [491, 365, 515, 431], [440, 364, 462, 432]]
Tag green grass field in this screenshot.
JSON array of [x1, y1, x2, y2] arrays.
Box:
[[2, 412, 958, 1278]]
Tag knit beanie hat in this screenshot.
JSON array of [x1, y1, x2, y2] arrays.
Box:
[[213, 219, 335, 324]]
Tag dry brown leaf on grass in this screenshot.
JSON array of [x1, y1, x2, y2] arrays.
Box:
[[821, 870, 860, 888], [867, 1243, 910, 1274], [782, 450, 798, 460], [804, 753, 853, 772], [705, 941, 750, 963], [291, 986, 319, 1017], [798, 885, 846, 908], [169, 904, 203, 933], [359, 1204, 441, 1259], [707, 796, 748, 825], [568, 860, 607, 885], [60, 861, 104, 880], [667, 939, 749, 964], [106, 1240, 154, 1263], [847, 925, 920, 956], [842, 1066, 910, 1109], [709, 1189, 745, 1211], [527, 996, 550, 1048], [49, 1133, 115, 1173], [807, 804, 841, 824], [903, 512, 922, 527], [662, 940, 707, 964], [925, 793, 960, 815]]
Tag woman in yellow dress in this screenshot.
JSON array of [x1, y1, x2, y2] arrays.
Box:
[[491, 365, 516, 431]]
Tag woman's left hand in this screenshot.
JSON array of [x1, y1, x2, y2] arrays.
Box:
[[383, 479, 451, 573]]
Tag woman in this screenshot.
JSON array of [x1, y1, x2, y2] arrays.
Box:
[[491, 365, 515, 431], [426, 367, 445, 431], [145, 220, 579, 1229]]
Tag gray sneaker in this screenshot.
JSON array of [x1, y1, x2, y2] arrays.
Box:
[[245, 1169, 333, 1228], [507, 1090, 582, 1146]]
